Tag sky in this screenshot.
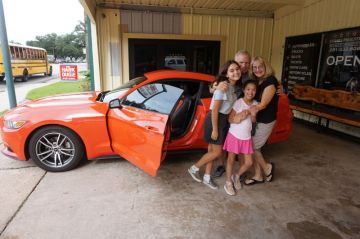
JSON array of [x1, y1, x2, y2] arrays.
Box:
[[2, 0, 84, 45]]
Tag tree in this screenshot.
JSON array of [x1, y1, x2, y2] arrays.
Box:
[[26, 23, 85, 60]]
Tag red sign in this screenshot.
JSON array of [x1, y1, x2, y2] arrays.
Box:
[[60, 65, 78, 80]]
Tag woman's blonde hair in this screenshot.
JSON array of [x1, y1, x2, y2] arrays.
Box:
[[249, 56, 275, 79]]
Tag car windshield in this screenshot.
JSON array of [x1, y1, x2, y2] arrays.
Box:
[[100, 76, 147, 103]]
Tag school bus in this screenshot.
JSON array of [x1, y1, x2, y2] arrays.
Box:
[[0, 44, 52, 82]]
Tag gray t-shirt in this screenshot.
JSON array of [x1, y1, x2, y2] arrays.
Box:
[[210, 85, 237, 114]]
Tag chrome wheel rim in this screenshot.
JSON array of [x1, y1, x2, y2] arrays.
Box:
[[35, 132, 75, 168]]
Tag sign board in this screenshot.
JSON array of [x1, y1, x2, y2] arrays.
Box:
[[60, 65, 78, 80], [282, 33, 322, 94], [282, 27, 360, 94], [318, 28, 360, 90]]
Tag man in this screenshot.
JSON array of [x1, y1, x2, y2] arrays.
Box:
[[234, 50, 251, 83]]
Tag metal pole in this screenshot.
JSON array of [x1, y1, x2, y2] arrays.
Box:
[[0, 0, 17, 108], [85, 16, 95, 91]]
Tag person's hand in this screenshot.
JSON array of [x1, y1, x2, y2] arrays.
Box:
[[276, 84, 284, 95], [249, 106, 258, 116], [217, 81, 229, 92], [211, 130, 218, 140], [233, 110, 249, 123]]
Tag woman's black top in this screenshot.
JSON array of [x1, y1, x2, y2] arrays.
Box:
[[255, 75, 279, 123]]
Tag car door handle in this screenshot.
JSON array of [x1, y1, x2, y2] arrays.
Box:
[[145, 126, 158, 132]]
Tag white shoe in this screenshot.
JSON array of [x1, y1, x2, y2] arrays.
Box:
[[202, 178, 218, 189], [224, 182, 236, 196]]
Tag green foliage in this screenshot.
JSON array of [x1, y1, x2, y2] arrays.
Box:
[[26, 80, 91, 100], [26, 22, 86, 59], [0, 109, 9, 117]]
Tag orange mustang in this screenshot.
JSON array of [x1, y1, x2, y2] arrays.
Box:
[[0, 70, 293, 176]]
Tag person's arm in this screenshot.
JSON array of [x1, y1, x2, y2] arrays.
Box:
[[209, 81, 229, 93], [211, 100, 222, 140], [229, 110, 249, 124], [250, 85, 276, 115]]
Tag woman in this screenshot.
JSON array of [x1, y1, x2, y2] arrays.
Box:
[[245, 56, 278, 185]]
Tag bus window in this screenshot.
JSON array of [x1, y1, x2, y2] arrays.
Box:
[[10, 46, 15, 59]]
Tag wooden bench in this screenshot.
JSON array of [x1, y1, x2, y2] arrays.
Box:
[[290, 84, 360, 127]]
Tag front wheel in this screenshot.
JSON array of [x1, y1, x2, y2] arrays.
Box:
[[0, 76, 4, 82], [22, 70, 28, 82], [28, 126, 85, 172], [47, 66, 52, 76]]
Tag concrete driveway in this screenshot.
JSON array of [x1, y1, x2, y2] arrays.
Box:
[[0, 122, 359, 239]]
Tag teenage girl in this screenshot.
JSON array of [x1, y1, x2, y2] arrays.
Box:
[[188, 60, 241, 189], [222, 80, 258, 195]]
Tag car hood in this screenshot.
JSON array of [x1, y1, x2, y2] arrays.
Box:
[[20, 92, 99, 109]]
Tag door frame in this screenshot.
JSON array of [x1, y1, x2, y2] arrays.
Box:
[[121, 33, 226, 83]]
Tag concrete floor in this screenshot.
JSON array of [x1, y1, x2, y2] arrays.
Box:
[[0, 122, 359, 239]]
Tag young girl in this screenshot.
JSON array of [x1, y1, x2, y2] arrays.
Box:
[[222, 80, 258, 195], [188, 60, 241, 189]]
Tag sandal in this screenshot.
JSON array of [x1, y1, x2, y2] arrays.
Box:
[[265, 162, 275, 182], [244, 178, 264, 186]]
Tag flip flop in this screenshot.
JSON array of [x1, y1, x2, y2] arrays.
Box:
[[244, 178, 264, 186], [265, 162, 275, 182]]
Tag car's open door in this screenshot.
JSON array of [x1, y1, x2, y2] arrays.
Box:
[[107, 83, 183, 176]]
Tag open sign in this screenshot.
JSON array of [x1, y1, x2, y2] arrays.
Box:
[[60, 65, 78, 80]]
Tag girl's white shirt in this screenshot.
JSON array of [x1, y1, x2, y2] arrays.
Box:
[[228, 98, 258, 140], [210, 85, 237, 115]]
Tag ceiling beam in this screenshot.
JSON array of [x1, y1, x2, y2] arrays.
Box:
[[235, 0, 305, 5], [98, 3, 274, 18]]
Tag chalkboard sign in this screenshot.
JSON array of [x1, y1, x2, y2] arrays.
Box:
[[318, 28, 360, 91], [282, 33, 322, 94]]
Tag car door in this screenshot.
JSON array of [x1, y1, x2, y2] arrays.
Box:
[[107, 82, 184, 176]]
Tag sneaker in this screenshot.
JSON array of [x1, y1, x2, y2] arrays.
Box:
[[239, 172, 248, 183], [188, 168, 202, 182], [224, 181, 236, 196], [202, 178, 218, 189], [231, 174, 242, 191], [213, 165, 226, 178]]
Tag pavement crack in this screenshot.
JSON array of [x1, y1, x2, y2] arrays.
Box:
[[0, 166, 38, 170], [0, 171, 47, 236]]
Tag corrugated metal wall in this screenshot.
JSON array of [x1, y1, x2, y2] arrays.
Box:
[[182, 14, 274, 63], [96, 8, 122, 90], [120, 10, 181, 34], [271, 0, 360, 80]]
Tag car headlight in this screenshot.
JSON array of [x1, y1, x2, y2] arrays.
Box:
[[5, 120, 27, 129]]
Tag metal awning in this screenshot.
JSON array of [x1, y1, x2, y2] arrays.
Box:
[[81, 0, 305, 22]]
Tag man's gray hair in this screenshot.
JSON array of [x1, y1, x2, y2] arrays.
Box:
[[235, 50, 251, 59]]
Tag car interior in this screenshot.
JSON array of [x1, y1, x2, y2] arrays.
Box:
[[162, 80, 205, 138]]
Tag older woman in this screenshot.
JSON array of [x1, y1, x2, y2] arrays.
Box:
[[245, 56, 278, 185]]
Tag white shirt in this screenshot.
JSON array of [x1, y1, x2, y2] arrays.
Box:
[[228, 98, 258, 140], [210, 85, 237, 115]]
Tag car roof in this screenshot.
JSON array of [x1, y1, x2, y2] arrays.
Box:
[[144, 70, 214, 82]]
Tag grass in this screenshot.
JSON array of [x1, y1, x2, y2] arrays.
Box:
[[26, 80, 91, 100], [0, 109, 8, 117]]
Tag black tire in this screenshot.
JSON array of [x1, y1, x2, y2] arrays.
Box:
[[29, 126, 85, 172], [0, 76, 4, 82], [22, 70, 29, 82], [47, 66, 52, 76]]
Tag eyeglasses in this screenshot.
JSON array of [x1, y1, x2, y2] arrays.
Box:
[[252, 65, 265, 71]]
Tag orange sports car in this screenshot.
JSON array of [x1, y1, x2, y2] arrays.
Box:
[[0, 70, 293, 176]]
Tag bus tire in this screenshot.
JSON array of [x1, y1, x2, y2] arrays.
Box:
[[47, 66, 52, 76], [0, 76, 4, 82], [22, 70, 29, 82]]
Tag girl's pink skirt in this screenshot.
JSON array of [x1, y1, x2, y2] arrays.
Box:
[[223, 132, 254, 154]]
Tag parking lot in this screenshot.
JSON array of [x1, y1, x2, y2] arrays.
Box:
[[0, 121, 359, 239]]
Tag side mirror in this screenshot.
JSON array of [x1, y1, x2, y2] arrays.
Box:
[[109, 99, 123, 109]]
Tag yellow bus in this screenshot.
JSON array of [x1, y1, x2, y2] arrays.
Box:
[[0, 44, 52, 82]]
